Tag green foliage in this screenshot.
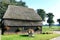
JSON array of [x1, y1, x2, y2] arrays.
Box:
[[0, 2, 8, 19], [57, 19, 60, 25], [15, 0, 28, 7], [10, 0, 16, 3], [37, 9, 46, 21], [47, 13, 54, 27]]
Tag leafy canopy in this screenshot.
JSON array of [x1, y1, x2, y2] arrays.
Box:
[[47, 13, 54, 27], [37, 9, 46, 21]]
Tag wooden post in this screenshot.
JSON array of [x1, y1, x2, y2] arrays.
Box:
[[1, 23, 5, 35], [1, 28, 5, 35], [40, 26, 42, 34]]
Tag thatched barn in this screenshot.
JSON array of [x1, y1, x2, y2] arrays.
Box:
[[2, 5, 42, 34]]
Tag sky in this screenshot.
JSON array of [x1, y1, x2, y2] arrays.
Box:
[[16, 0, 60, 24]]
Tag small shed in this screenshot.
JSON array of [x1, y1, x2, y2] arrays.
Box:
[[2, 5, 42, 34]]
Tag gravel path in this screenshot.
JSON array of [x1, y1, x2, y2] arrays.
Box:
[[50, 31, 60, 40], [53, 31, 60, 34], [50, 36, 60, 40]]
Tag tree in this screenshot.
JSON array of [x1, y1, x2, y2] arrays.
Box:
[[47, 13, 54, 28], [57, 19, 60, 26], [10, 0, 16, 3], [0, 2, 9, 35], [15, 0, 27, 7], [0, 2, 9, 19], [37, 9, 46, 21]]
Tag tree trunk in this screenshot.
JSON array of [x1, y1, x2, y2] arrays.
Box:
[[59, 22, 60, 26], [49, 23, 51, 28]]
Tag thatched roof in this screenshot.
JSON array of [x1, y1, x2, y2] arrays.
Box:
[[3, 20, 42, 26], [3, 5, 42, 26], [3, 5, 42, 21]]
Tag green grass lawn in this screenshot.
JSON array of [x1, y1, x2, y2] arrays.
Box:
[[1, 34, 60, 40], [1, 26, 60, 40], [42, 26, 60, 33]]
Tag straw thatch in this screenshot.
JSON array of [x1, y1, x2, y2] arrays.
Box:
[[3, 5, 42, 21], [3, 20, 42, 26], [3, 5, 42, 27]]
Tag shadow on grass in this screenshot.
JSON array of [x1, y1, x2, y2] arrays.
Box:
[[20, 35, 29, 37], [20, 35, 35, 38]]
